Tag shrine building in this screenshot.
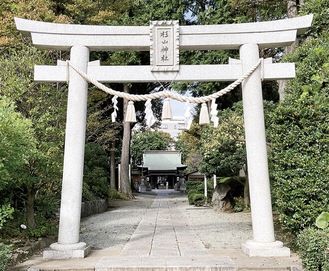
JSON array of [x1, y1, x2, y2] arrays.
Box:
[[139, 150, 187, 189]]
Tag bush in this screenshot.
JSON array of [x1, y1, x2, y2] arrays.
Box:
[[187, 189, 198, 205], [297, 228, 329, 271], [0, 204, 14, 229], [233, 197, 245, 212], [26, 216, 57, 238], [0, 243, 12, 271], [192, 194, 206, 206], [0, 209, 57, 239], [269, 35, 329, 233], [83, 143, 110, 201], [35, 192, 60, 219], [108, 189, 129, 201], [186, 181, 203, 191], [186, 180, 213, 206]]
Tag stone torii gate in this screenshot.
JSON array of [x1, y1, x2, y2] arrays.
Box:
[[15, 15, 312, 259]]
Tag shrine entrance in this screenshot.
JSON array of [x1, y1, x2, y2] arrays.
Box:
[[140, 150, 187, 190], [15, 15, 312, 259]]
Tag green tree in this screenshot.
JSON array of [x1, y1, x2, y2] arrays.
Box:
[[86, 89, 121, 190], [0, 45, 66, 229], [198, 101, 275, 207], [269, 34, 329, 233], [0, 97, 44, 229], [301, 0, 329, 37], [0, 0, 56, 47], [83, 143, 109, 201], [0, 0, 69, 231], [0, 97, 36, 188], [228, 0, 287, 22], [0, 204, 14, 230], [49, 0, 132, 24], [175, 123, 203, 174], [199, 103, 245, 177], [198, 102, 248, 205], [131, 129, 173, 167]]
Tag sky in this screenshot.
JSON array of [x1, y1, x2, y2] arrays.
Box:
[[171, 99, 186, 116], [169, 91, 196, 117]]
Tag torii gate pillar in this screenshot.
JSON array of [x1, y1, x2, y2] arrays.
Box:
[[44, 45, 91, 259], [240, 44, 289, 256]]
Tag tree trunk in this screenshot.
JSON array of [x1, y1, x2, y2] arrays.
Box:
[[119, 85, 133, 198], [278, 80, 287, 101], [278, 0, 302, 101], [26, 185, 36, 230], [110, 141, 116, 190]]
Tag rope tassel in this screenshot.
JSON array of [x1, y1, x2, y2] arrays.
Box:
[[162, 98, 172, 120], [125, 101, 137, 123], [199, 103, 210, 125]]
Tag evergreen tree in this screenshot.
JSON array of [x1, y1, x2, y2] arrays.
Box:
[[268, 0, 329, 232]]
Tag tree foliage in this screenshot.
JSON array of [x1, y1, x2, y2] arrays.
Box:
[[86, 90, 121, 152], [301, 0, 329, 37], [0, 45, 66, 229], [297, 228, 329, 271], [269, 34, 329, 232], [199, 102, 245, 177], [175, 123, 203, 173], [0, 204, 14, 230], [0, 97, 35, 188], [131, 129, 173, 166], [83, 143, 109, 201], [259, 0, 329, 237], [0, 242, 12, 271]]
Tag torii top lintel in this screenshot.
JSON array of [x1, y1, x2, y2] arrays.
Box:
[[15, 15, 313, 51]]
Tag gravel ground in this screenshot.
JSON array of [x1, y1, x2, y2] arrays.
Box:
[[80, 191, 253, 251], [80, 193, 156, 250], [182, 204, 252, 249]]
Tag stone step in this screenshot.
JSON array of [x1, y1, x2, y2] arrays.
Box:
[[20, 252, 302, 271], [95, 256, 236, 271]]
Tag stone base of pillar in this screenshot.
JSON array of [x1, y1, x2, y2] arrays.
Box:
[[242, 240, 290, 257], [43, 242, 91, 259]]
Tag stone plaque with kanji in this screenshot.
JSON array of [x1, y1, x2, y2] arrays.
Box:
[[150, 20, 179, 72]]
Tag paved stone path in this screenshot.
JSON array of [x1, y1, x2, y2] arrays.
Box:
[[14, 190, 302, 271], [96, 190, 235, 270], [120, 190, 208, 256]]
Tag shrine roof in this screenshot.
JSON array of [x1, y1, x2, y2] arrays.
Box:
[[142, 150, 186, 171]]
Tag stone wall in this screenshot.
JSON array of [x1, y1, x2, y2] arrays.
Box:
[[81, 199, 108, 218]]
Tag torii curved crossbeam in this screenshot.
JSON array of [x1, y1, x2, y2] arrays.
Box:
[[15, 15, 313, 50]]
